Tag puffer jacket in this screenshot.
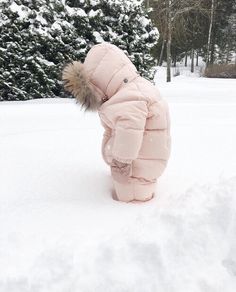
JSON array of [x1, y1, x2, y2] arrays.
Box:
[[63, 42, 171, 186]]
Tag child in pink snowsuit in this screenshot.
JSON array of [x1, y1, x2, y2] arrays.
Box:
[[62, 43, 171, 203]]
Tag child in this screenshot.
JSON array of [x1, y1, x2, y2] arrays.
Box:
[[62, 43, 171, 203]]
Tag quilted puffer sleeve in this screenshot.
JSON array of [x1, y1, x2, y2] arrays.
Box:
[[104, 100, 148, 163], [100, 120, 112, 165]]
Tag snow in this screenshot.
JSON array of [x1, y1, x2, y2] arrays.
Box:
[[9, 2, 30, 19], [0, 11, 8, 27], [65, 6, 87, 17], [93, 31, 104, 43], [36, 57, 55, 67], [154, 66, 236, 103], [0, 72, 236, 291], [89, 0, 100, 6], [88, 9, 100, 17], [33, 26, 50, 37], [107, 26, 118, 39], [139, 16, 150, 27], [35, 14, 47, 25], [51, 21, 62, 31]]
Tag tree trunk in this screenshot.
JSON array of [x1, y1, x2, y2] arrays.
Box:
[[173, 51, 177, 67], [196, 50, 199, 66], [210, 28, 216, 64], [226, 45, 230, 64], [206, 0, 215, 66], [226, 28, 231, 64], [166, 0, 171, 82], [158, 37, 165, 66], [191, 48, 194, 73], [185, 52, 188, 67]]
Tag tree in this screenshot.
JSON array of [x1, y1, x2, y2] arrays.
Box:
[[206, 0, 215, 65], [0, 0, 158, 101], [166, 0, 171, 81], [209, 0, 236, 64], [147, 0, 208, 81], [0, 0, 88, 101], [76, 0, 159, 79], [146, 0, 236, 73]]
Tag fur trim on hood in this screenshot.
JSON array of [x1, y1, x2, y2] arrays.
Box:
[[62, 61, 102, 111]]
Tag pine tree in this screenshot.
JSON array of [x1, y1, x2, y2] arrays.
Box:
[[0, 0, 90, 101], [0, 0, 158, 101], [68, 0, 159, 79], [210, 0, 236, 64]]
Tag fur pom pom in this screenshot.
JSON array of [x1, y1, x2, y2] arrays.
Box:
[[62, 61, 101, 111]]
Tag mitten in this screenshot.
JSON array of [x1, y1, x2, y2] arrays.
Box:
[[111, 159, 131, 183]]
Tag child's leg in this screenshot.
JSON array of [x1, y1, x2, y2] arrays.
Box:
[[132, 181, 156, 202], [113, 180, 134, 202], [112, 179, 156, 203]]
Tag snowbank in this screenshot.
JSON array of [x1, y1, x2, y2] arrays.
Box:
[[0, 74, 236, 291]]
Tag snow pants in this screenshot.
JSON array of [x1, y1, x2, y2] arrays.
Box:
[[112, 179, 156, 203]]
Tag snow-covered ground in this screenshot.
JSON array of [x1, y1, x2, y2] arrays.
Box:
[[0, 71, 236, 291]]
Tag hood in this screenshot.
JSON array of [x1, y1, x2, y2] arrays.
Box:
[[62, 42, 138, 111]]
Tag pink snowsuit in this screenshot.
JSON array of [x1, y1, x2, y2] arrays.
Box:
[[63, 43, 171, 202]]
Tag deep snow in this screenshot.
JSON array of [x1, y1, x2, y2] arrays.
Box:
[[0, 72, 236, 291]]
